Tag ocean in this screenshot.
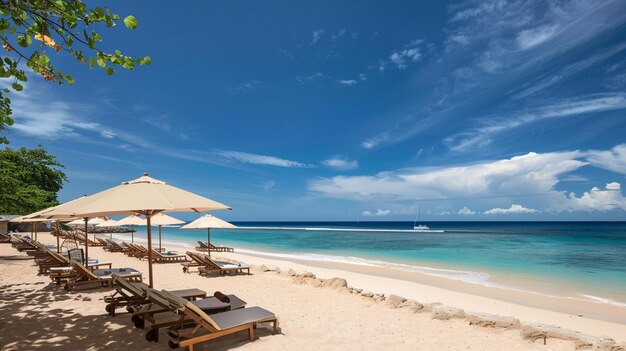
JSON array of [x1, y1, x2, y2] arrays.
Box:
[[123, 221, 626, 306]]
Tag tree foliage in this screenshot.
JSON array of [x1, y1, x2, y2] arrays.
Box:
[[0, 145, 67, 214], [0, 0, 150, 143]]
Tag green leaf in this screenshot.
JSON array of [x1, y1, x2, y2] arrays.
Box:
[[123, 15, 138, 30], [142, 56, 151, 65], [63, 74, 74, 85], [96, 53, 106, 68], [11, 83, 22, 91], [106, 67, 115, 75], [16, 34, 32, 47], [89, 57, 95, 69], [0, 19, 9, 33]]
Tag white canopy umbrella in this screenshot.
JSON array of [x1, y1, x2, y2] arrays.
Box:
[[44, 173, 231, 287], [181, 214, 236, 257], [11, 203, 77, 251], [115, 215, 147, 243], [150, 213, 184, 251]]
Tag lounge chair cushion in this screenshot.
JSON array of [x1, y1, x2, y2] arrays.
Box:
[[94, 268, 140, 278], [210, 306, 276, 330]]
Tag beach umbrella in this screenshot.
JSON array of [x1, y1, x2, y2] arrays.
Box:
[[46, 172, 230, 287], [150, 213, 184, 252], [115, 215, 147, 243], [181, 214, 236, 257], [96, 219, 119, 239], [10, 204, 76, 252]]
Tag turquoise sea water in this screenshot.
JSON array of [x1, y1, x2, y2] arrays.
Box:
[[124, 221, 626, 305]]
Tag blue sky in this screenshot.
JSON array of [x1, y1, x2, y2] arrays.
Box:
[[6, 0, 626, 221]]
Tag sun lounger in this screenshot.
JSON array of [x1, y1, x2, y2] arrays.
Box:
[[196, 240, 234, 253], [139, 288, 247, 343], [150, 248, 188, 263], [0, 232, 10, 243], [105, 239, 129, 253], [162, 290, 277, 349], [124, 243, 148, 258], [197, 255, 250, 276], [63, 261, 142, 291], [104, 275, 207, 317], [181, 251, 208, 273]]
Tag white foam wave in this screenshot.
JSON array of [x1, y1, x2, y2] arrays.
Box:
[[236, 226, 444, 233], [579, 294, 626, 307], [235, 247, 491, 285]]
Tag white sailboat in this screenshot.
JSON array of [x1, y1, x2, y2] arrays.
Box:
[[413, 203, 444, 232]]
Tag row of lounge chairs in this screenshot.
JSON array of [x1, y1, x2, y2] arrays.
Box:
[[183, 251, 250, 275], [6, 233, 278, 349], [195, 240, 234, 253], [108, 275, 278, 349]]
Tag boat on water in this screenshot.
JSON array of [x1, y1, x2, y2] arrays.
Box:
[[413, 204, 444, 233]]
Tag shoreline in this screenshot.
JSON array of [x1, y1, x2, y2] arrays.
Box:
[[110, 232, 626, 342]]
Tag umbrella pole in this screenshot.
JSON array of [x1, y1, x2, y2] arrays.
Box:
[[30, 223, 33, 239], [207, 228, 211, 258], [147, 214, 154, 288], [55, 221, 60, 253], [35, 223, 38, 241], [84, 217, 89, 264], [158, 225, 162, 252], [131, 224, 134, 243]]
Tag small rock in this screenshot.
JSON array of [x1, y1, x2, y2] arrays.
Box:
[[275, 267, 281, 275], [432, 306, 465, 320], [466, 312, 520, 329], [321, 277, 348, 290], [385, 294, 407, 308], [372, 294, 385, 302], [259, 264, 270, 272], [360, 291, 374, 298], [287, 269, 297, 277], [353, 288, 362, 293], [399, 299, 424, 310]]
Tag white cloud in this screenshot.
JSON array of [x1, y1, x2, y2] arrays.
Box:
[[338, 79, 358, 86], [10, 83, 116, 140], [445, 93, 626, 152], [215, 150, 314, 168], [311, 29, 324, 44], [362, 209, 391, 217], [296, 73, 324, 84], [379, 39, 424, 71], [309, 150, 585, 201], [484, 204, 537, 215], [331, 28, 347, 41], [322, 156, 359, 171], [585, 144, 626, 175], [458, 206, 476, 215], [516, 25, 559, 50], [223, 80, 263, 94], [554, 182, 626, 212]]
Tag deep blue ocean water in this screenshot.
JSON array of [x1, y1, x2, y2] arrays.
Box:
[[123, 221, 626, 305]]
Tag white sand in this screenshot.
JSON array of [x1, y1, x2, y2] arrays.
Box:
[[1, 232, 624, 351]]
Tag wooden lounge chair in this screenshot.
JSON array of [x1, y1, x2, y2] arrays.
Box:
[[0, 232, 10, 243], [196, 240, 234, 253], [125, 243, 148, 258], [181, 251, 208, 273], [133, 285, 246, 342], [150, 248, 188, 263], [104, 275, 207, 317], [12, 236, 40, 252], [63, 261, 142, 291], [163, 290, 277, 350], [197, 255, 250, 276], [46, 250, 112, 284], [105, 239, 130, 253]]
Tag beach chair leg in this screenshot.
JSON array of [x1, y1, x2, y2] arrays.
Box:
[[248, 325, 254, 340]]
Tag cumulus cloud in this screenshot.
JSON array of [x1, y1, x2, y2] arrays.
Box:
[[554, 182, 626, 212], [309, 150, 585, 200], [458, 206, 476, 215], [322, 156, 359, 171], [484, 204, 537, 215], [362, 209, 391, 217], [296, 72, 324, 84]]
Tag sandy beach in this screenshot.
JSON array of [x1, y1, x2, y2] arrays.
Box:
[[1, 232, 624, 351]]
